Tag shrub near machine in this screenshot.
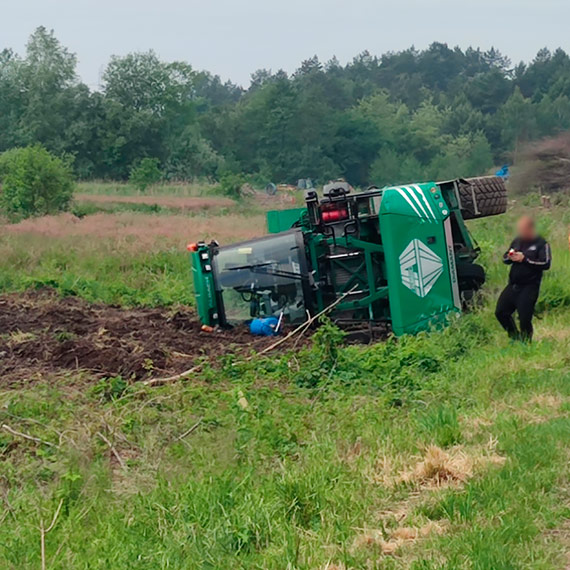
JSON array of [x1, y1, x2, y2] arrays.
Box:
[[189, 177, 507, 339]]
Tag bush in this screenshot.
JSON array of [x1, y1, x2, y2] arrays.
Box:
[[217, 172, 246, 198], [0, 145, 74, 220], [129, 158, 162, 191]]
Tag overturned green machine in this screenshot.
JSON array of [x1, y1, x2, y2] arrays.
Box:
[[190, 177, 507, 337]]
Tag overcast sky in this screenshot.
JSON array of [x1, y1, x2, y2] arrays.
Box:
[[4, 0, 569, 88]]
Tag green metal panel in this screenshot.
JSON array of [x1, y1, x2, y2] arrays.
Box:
[[379, 183, 459, 336], [190, 245, 219, 326], [266, 208, 307, 234]]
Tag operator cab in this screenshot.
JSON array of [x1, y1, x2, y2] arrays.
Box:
[[211, 231, 309, 326]]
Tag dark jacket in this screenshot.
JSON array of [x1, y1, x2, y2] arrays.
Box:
[[503, 236, 551, 286]]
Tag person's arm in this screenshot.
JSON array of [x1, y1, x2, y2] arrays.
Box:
[[503, 239, 517, 265], [525, 241, 551, 271]]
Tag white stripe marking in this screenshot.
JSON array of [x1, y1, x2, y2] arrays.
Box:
[[395, 188, 423, 218], [404, 186, 429, 219], [413, 184, 437, 220]]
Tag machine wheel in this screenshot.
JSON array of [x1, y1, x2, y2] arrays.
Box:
[[458, 176, 508, 220], [456, 262, 486, 309]]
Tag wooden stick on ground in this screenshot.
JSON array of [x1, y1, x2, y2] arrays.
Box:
[[40, 499, 63, 570], [97, 432, 126, 470], [2, 424, 56, 448], [174, 418, 203, 442], [143, 364, 203, 387]]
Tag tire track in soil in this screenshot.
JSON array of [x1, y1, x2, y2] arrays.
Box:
[[0, 290, 283, 383]]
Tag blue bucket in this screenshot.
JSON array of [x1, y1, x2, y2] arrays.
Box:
[[249, 317, 279, 336]]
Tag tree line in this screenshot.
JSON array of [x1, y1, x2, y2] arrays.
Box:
[[2, 27, 570, 188]]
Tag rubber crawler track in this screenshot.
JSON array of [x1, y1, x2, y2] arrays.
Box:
[[459, 176, 508, 220]]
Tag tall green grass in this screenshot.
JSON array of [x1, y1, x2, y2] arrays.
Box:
[[0, 235, 193, 306]]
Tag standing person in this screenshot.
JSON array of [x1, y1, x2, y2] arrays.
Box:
[[495, 216, 551, 342]]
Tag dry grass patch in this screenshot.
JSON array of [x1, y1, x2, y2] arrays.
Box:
[[460, 415, 494, 440], [401, 445, 473, 486], [362, 443, 505, 509], [352, 530, 399, 555], [352, 521, 446, 556], [75, 193, 235, 210], [535, 322, 570, 342], [3, 331, 37, 346], [377, 495, 421, 526], [400, 445, 506, 488], [510, 393, 568, 424], [2, 212, 267, 246], [528, 393, 566, 409], [462, 393, 569, 438]]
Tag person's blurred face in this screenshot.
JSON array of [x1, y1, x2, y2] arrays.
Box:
[[517, 216, 536, 241]]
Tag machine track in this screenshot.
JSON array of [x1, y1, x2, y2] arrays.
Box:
[[459, 176, 508, 220]]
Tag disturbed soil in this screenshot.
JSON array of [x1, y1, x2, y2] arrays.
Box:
[[0, 290, 285, 383]]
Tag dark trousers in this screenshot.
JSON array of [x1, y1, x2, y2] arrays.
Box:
[[495, 283, 539, 341]]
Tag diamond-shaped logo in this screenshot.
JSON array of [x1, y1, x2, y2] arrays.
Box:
[[399, 239, 444, 297]]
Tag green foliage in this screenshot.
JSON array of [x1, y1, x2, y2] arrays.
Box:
[[217, 172, 246, 198], [164, 130, 224, 181], [91, 376, 128, 401], [418, 405, 463, 447], [293, 318, 346, 388], [4, 29, 570, 185], [128, 157, 162, 191], [103, 51, 194, 114], [0, 145, 74, 220], [71, 200, 164, 217]]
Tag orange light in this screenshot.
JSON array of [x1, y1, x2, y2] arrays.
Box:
[[187, 242, 199, 252]]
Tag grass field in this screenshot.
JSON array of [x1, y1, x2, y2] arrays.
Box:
[[76, 181, 216, 197], [0, 184, 569, 569]]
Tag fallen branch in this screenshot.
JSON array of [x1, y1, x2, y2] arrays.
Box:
[[2, 424, 56, 448], [173, 418, 203, 442], [143, 364, 203, 387], [40, 499, 63, 570], [170, 351, 196, 359], [97, 432, 126, 470], [3, 413, 64, 438], [145, 285, 357, 386]]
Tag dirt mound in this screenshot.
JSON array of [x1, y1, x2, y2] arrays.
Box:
[[0, 290, 281, 383]]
